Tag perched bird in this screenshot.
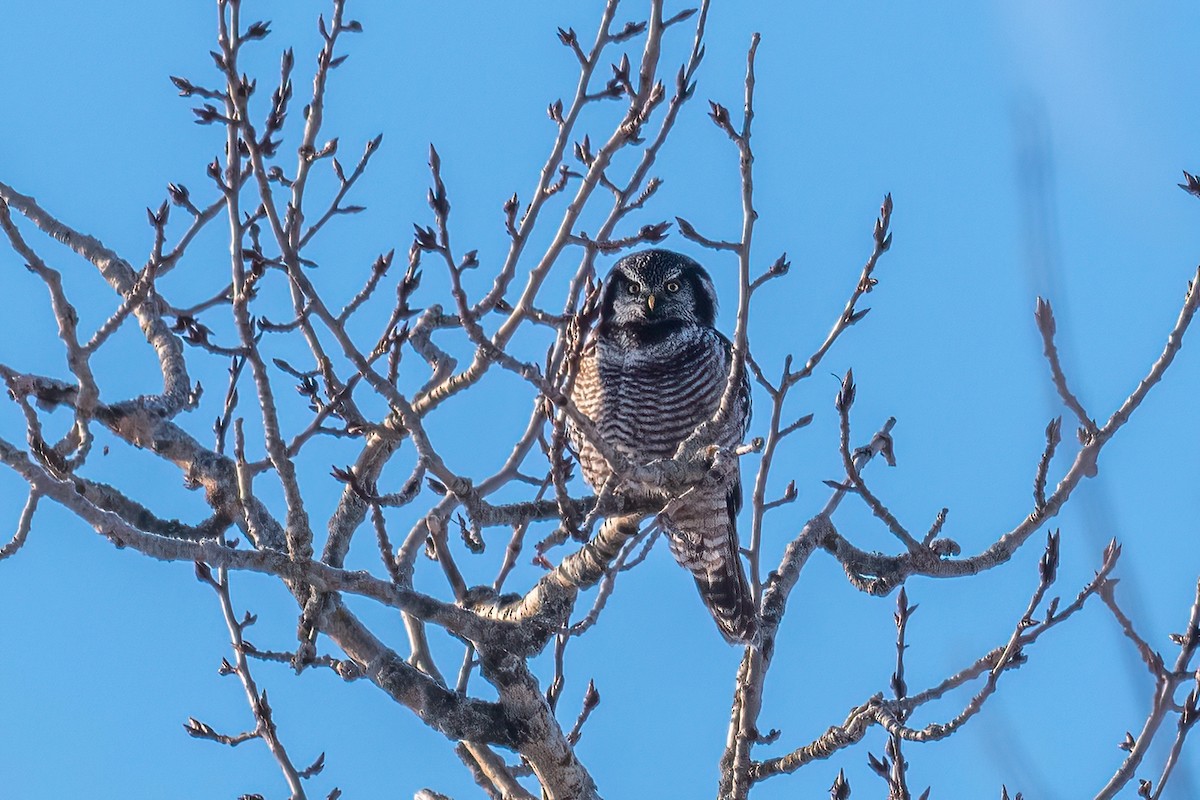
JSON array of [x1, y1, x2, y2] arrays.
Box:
[[569, 248, 757, 643]]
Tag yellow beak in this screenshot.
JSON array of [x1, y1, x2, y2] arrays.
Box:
[[646, 293, 656, 311]]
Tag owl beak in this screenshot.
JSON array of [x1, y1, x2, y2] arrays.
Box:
[[646, 293, 657, 312]]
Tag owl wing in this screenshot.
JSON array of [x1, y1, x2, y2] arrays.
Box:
[[718, 330, 753, 515], [717, 330, 753, 435], [567, 339, 612, 491]]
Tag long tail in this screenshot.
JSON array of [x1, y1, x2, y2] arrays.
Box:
[[663, 486, 758, 645]]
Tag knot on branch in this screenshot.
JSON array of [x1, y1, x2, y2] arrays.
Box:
[[927, 538, 961, 558]]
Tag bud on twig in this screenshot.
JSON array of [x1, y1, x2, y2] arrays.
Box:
[[835, 370, 856, 414], [1039, 530, 1060, 585], [874, 193, 893, 251], [194, 560, 217, 587], [830, 769, 851, 799], [1179, 169, 1200, 199]]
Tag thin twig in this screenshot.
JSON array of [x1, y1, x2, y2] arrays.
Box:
[[203, 564, 309, 798]]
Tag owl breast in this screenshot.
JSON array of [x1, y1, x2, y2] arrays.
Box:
[[571, 326, 740, 491]]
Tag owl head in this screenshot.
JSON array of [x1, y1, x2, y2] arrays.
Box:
[[596, 249, 718, 339]]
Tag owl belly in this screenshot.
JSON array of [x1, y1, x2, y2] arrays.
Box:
[[573, 331, 729, 492]]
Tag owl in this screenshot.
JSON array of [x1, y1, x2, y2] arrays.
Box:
[[569, 248, 757, 644]]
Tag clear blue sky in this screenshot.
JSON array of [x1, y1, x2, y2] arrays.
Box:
[[1, 1, 1199, 797]]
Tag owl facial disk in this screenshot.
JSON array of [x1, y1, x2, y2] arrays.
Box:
[[598, 249, 719, 334]]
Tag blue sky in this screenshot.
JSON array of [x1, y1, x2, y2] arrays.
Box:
[[1, 1, 1199, 797]]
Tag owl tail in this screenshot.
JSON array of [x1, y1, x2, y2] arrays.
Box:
[[664, 495, 759, 645], [690, 551, 758, 644]]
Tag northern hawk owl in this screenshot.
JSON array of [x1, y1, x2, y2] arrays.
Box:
[[570, 249, 757, 644]]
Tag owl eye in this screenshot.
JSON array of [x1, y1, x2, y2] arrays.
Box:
[[665, 280, 681, 293], [625, 280, 641, 295]]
